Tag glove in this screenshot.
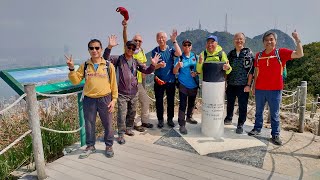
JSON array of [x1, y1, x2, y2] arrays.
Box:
[[116, 7, 129, 21]]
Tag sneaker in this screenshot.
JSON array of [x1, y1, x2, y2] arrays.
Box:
[[117, 136, 126, 145], [167, 119, 175, 128], [224, 118, 232, 125], [179, 126, 188, 134], [186, 117, 198, 124], [271, 135, 282, 145], [79, 146, 96, 159], [235, 126, 243, 134], [142, 123, 154, 128], [125, 129, 135, 136], [134, 125, 145, 132], [248, 129, 261, 136], [105, 146, 114, 158]]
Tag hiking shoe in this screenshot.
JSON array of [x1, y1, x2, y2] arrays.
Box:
[[248, 129, 261, 136], [235, 126, 244, 134], [167, 119, 175, 128], [142, 123, 154, 128], [105, 146, 114, 158], [224, 118, 232, 125], [79, 146, 96, 159], [125, 129, 135, 136], [134, 125, 145, 132], [117, 136, 126, 145], [157, 122, 164, 129], [271, 135, 282, 146], [186, 117, 198, 124], [179, 126, 188, 135]]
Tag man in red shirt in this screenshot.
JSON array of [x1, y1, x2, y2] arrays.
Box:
[[248, 30, 304, 145]]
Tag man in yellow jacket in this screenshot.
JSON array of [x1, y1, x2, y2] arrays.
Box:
[[196, 35, 232, 76], [66, 38, 118, 159]]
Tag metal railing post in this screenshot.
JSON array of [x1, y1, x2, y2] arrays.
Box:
[[295, 86, 300, 113], [310, 94, 319, 119], [298, 81, 307, 133], [77, 93, 86, 146], [24, 84, 47, 180]]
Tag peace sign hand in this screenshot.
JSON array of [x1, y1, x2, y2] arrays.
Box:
[[65, 55, 74, 69]]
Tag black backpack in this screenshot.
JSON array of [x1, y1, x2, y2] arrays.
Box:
[[84, 60, 111, 81], [203, 50, 223, 62]]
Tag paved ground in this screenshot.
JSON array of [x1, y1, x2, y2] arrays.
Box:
[[128, 112, 320, 180]]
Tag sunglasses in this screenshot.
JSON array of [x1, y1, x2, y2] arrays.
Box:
[[89, 46, 100, 51], [183, 43, 192, 47], [134, 39, 142, 43], [127, 46, 136, 51]]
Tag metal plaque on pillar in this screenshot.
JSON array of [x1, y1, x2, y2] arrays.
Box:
[[201, 62, 226, 138]]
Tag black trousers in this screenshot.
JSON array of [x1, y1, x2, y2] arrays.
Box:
[[154, 82, 176, 122], [178, 84, 198, 126], [225, 85, 249, 127]]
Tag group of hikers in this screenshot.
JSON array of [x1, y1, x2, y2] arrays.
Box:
[[65, 18, 304, 159]]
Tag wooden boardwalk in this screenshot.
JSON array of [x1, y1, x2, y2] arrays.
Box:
[[21, 138, 292, 180]]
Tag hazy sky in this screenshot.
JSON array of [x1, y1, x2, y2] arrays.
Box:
[[1, 0, 319, 57]]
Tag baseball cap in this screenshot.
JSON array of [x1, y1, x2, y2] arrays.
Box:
[[207, 35, 218, 43], [182, 39, 192, 45], [126, 40, 137, 48]]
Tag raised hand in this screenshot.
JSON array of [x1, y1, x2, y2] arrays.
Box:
[[292, 29, 300, 41], [122, 19, 128, 28], [223, 60, 230, 71], [151, 53, 161, 66], [108, 35, 119, 48], [65, 55, 74, 69], [170, 29, 178, 42]]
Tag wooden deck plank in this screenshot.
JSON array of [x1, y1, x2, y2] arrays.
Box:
[[54, 155, 154, 180], [113, 142, 254, 180], [22, 136, 292, 180], [45, 166, 78, 180], [88, 147, 212, 180], [124, 139, 291, 180], [45, 161, 106, 180]]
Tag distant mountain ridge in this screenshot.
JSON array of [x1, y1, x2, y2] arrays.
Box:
[[146, 29, 296, 58]]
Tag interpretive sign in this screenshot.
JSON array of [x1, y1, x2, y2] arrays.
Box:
[[0, 65, 83, 99]]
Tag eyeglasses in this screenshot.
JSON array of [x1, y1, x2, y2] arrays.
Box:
[[183, 44, 192, 47], [134, 39, 142, 43], [127, 46, 136, 51], [89, 47, 100, 51]]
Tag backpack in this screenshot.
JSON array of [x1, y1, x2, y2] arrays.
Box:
[[80, 60, 111, 101], [204, 50, 223, 62], [257, 49, 287, 80], [84, 60, 111, 81]]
